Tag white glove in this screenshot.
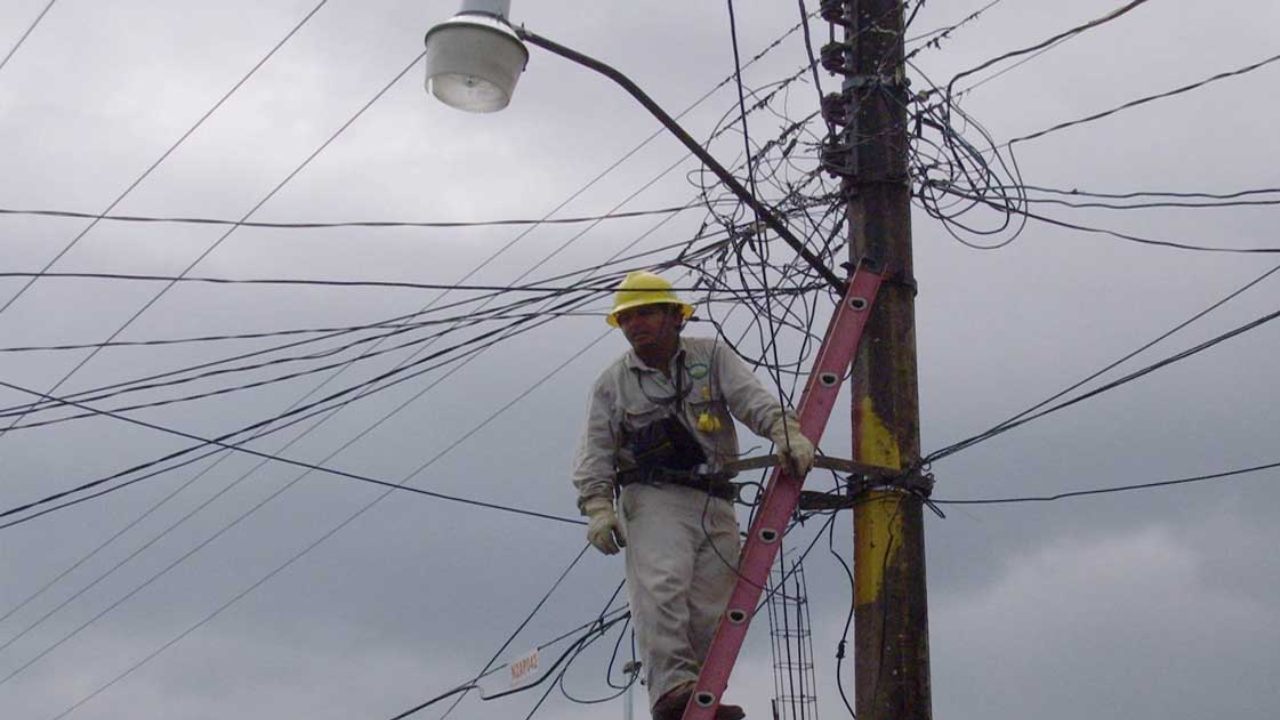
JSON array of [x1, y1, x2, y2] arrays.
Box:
[[583, 497, 627, 555], [770, 417, 815, 478]]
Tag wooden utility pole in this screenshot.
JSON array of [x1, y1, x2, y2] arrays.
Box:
[[822, 0, 933, 718]]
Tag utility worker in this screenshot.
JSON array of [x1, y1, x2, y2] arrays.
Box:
[[571, 271, 816, 720]]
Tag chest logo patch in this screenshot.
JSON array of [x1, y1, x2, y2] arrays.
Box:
[[687, 362, 710, 379]]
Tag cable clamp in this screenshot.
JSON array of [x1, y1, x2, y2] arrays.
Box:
[[846, 469, 942, 517], [843, 258, 915, 296], [882, 268, 919, 296], [847, 469, 933, 497]]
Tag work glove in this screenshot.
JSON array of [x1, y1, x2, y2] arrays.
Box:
[[583, 497, 627, 555], [770, 416, 815, 478]]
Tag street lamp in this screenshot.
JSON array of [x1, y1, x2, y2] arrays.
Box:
[[422, 1, 847, 292], [422, 0, 527, 113]]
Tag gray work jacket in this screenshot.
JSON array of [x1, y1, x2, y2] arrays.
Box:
[[571, 336, 792, 512]]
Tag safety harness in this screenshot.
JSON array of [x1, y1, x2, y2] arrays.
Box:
[[615, 352, 735, 501]]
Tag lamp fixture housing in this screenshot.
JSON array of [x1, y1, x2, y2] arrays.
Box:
[[423, 1, 528, 113]]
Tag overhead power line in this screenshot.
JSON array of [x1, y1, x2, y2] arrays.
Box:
[[0, 283, 604, 424], [927, 261, 1280, 465], [946, 0, 1152, 96], [935, 459, 1280, 505], [903, 0, 1006, 60], [389, 544, 592, 719], [0, 377, 585, 530], [0, 310, 603, 354], [0, 1, 347, 440], [0, 20, 817, 677], [936, 189, 1280, 254], [12, 16, 849, 712], [0, 0, 58, 74], [1014, 186, 1280, 202], [1009, 185, 1280, 211], [0, 271, 826, 295], [0, 292, 615, 681], [0, 202, 718, 229], [0, 0, 331, 318], [0, 284, 621, 681], [927, 303, 1280, 464], [1006, 51, 1280, 147]]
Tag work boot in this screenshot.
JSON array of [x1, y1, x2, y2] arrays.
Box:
[[651, 685, 693, 720], [652, 684, 746, 720], [715, 702, 746, 719]]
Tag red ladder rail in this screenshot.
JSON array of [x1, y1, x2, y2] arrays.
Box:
[[682, 269, 883, 720]]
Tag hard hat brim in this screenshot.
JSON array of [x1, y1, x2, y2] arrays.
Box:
[[606, 300, 695, 327]]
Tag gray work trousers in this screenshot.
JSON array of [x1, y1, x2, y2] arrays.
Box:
[[619, 482, 741, 713]]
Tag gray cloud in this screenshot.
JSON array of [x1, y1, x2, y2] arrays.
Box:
[[0, 1, 1277, 718]]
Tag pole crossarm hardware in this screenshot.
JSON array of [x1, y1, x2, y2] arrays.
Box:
[[726, 453, 935, 514], [514, 28, 848, 294], [680, 266, 885, 720]]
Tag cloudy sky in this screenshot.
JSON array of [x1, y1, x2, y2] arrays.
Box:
[[1, 1, 1277, 719]]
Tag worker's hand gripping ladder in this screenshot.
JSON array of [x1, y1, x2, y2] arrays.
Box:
[[681, 268, 884, 720]]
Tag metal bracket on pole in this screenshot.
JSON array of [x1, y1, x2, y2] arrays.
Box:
[[680, 267, 885, 720]]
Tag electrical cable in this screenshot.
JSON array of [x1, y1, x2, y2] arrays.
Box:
[[0, 79, 778, 676], [40, 544, 607, 720], [904, 0, 1004, 51], [927, 304, 1280, 465], [934, 459, 1280, 506], [949, 189, 1280, 254], [0, 270, 824, 296], [0, 18, 839, 712], [0, 377, 586, 529], [388, 608, 632, 720], [0, 0, 57, 74], [926, 261, 1280, 464], [0, 303, 610, 660], [435, 585, 631, 719], [953, 32, 1078, 97], [946, 0, 1152, 97], [10, 144, 773, 509], [0, 41, 420, 442], [0, 230, 760, 415], [1008, 185, 1280, 203], [0, 290, 595, 435], [3, 285, 625, 694], [387, 544, 591, 719], [0, 0, 331, 317], [0, 289, 623, 427], [0, 201, 717, 229], [12, 22, 849, 717], [827, 516, 857, 718], [1005, 51, 1280, 147], [554, 581, 636, 706], [1006, 186, 1280, 211]]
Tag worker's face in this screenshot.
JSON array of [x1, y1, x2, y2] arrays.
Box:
[[616, 303, 682, 357]]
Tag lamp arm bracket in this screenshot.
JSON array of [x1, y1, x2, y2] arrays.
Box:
[[515, 27, 847, 294]]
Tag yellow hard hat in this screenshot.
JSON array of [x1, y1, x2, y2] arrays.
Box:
[[605, 271, 695, 327]]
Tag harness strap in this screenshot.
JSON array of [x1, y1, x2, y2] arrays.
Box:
[[616, 467, 736, 501]]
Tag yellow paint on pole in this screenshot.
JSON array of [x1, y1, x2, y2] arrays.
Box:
[[857, 397, 901, 470], [854, 490, 902, 606], [855, 399, 904, 606]]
